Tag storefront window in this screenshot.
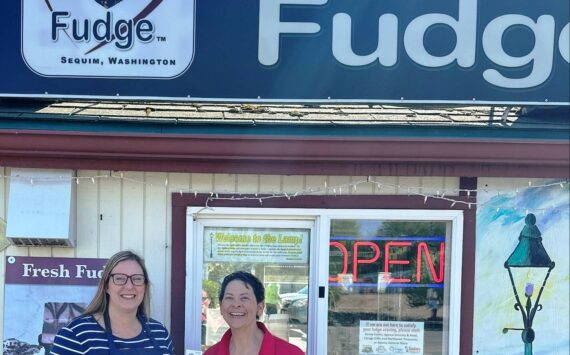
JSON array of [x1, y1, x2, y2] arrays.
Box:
[[328, 220, 450, 355], [201, 226, 310, 352], [186, 209, 462, 353]]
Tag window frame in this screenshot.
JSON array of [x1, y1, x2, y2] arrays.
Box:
[[184, 207, 463, 354]]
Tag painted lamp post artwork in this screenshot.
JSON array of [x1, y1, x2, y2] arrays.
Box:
[[503, 213, 555, 355]]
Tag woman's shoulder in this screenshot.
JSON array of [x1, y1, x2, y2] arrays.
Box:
[[52, 315, 105, 353], [203, 342, 224, 355], [145, 317, 169, 330], [271, 336, 305, 354], [258, 322, 304, 354], [63, 314, 100, 330], [55, 314, 105, 342]]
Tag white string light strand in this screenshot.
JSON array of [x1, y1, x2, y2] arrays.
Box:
[[1, 172, 568, 213], [199, 178, 569, 213]]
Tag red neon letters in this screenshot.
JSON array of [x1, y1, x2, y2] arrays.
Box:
[[329, 241, 445, 283]]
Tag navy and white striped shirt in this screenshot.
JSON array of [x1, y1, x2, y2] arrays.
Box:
[[50, 315, 174, 355]]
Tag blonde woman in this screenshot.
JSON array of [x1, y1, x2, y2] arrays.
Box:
[[51, 250, 174, 354]]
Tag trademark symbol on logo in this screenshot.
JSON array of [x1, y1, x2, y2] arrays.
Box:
[[157, 36, 167, 42], [94, 0, 124, 9]]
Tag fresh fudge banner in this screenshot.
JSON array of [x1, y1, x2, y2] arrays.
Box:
[[3, 256, 106, 355]]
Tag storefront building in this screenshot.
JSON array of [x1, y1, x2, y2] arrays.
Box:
[[1, 0, 568, 354], [0, 102, 568, 354]]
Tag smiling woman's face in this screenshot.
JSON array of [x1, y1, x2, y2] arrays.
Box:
[[106, 259, 145, 315], [220, 280, 264, 330]]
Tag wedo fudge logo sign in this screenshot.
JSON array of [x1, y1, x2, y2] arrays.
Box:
[[21, 0, 195, 78]]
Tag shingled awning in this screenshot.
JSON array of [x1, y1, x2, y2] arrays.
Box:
[[0, 99, 568, 177]]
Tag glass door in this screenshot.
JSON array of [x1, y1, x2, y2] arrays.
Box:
[[185, 209, 317, 353]]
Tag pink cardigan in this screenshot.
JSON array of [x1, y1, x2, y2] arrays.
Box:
[[204, 322, 305, 355]]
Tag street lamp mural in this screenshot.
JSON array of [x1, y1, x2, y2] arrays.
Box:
[[502, 213, 555, 355], [473, 180, 569, 355]]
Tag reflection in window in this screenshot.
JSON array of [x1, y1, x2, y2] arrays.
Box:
[[201, 227, 310, 353], [328, 220, 449, 355]]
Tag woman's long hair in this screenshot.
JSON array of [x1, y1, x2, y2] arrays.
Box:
[[83, 250, 152, 319]]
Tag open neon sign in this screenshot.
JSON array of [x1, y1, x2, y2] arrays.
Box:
[[329, 237, 445, 287]]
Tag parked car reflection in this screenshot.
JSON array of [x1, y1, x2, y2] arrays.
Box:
[[277, 286, 308, 314], [288, 298, 308, 324]]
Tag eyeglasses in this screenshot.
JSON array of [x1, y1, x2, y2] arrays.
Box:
[[110, 273, 146, 286]]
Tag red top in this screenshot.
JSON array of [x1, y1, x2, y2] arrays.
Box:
[[203, 322, 305, 355]]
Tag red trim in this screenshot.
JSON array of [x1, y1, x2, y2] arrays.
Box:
[[171, 192, 477, 354], [460, 208, 476, 355], [458, 176, 476, 355], [1, 130, 568, 177]]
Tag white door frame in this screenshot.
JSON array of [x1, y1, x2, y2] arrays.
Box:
[[184, 207, 463, 354]]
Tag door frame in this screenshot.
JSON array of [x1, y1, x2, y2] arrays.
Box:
[[184, 207, 464, 354]]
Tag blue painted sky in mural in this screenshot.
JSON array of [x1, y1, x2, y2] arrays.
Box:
[[473, 179, 569, 355]]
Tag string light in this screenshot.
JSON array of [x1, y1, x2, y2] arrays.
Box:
[[2, 172, 567, 213], [198, 178, 567, 213]]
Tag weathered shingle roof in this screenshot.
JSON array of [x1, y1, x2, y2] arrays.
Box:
[[0, 98, 568, 133]]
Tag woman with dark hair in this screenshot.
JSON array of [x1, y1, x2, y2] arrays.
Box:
[[204, 271, 304, 355], [50, 250, 174, 354]]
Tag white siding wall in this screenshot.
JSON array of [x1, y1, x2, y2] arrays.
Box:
[[0, 166, 458, 346]]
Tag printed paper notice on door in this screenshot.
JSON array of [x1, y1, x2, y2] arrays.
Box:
[[203, 227, 309, 264], [359, 320, 424, 354]]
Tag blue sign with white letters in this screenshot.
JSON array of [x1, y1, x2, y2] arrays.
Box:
[[1, 0, 568, 105]]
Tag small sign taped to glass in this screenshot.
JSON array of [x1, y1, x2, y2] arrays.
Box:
[[359, 320, 425, 355], [203, 227, 309, 264]]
